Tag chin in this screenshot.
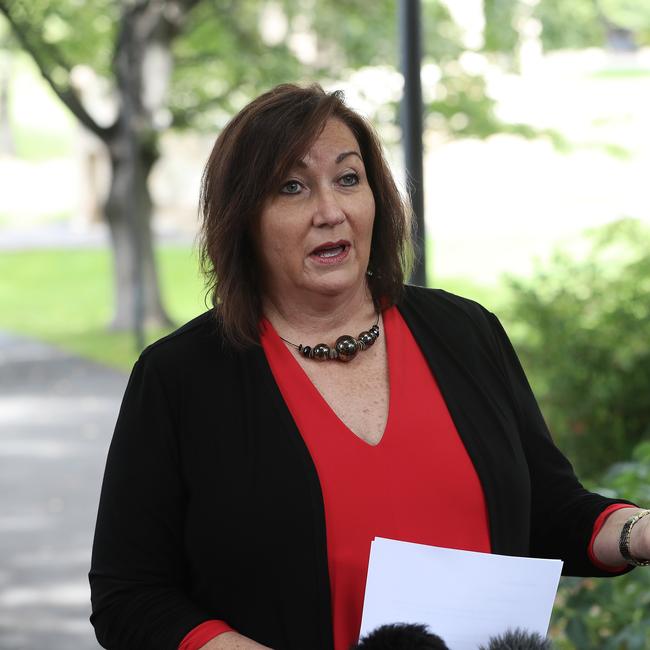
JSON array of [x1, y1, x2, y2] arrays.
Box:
[[309, 271, 365, 297]]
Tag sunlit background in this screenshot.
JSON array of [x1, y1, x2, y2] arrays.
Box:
[[1, 1, 650, 648]]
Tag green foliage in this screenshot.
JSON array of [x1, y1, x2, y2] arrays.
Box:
[[551, 441, 650, 650], [590, 68, 650, 79], [170, 0, 307, 129], [301, 0, 399, 66], [535, 0, 650, 50], [3, 0, 510, 139], [534, 0, 606, 51], [427, 69, 532, 139], [600, 441, 650, 505], [1, 0, 117, 77], [173, 0, 476, 132], [599, 0, 650, 33], [2, 0, 549, 151], [503, 219, 650, 479], [422, 1, 544, 141], [12, 122, 73, 159], [421, 0, 466, 62], [483, 0, 519, 53]]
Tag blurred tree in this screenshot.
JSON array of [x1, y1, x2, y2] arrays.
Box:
[[0, 18, 15, 155], [503, 219, 650, 479], [483, 0, 519, 54], [0, 0, 311, 331], [534, 0, 605, 50], [0, 0, 199, 330], [599, 0, 650, 49], [0, 0, 545, 333], [534, 0, 650, 50], [427, 1, 555, 141]]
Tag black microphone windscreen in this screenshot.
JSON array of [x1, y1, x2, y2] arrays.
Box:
[[479, 628, 553, 650], [352, 623, 451, 650]]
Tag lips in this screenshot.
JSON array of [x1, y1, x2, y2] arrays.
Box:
[[314, 245, 345, 257], [310, 240, 349, 256], [309, 240, 350, 264]]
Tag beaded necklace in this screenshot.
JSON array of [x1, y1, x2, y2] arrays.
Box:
[[278, 314, 380, 362]]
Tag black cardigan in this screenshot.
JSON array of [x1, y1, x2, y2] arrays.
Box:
[[89, 285, 631, 650]]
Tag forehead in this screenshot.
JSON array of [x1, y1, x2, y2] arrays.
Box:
[[297, 119, 362, 165]]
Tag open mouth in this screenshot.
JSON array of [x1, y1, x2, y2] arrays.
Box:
[[309, 241, 350, 263]]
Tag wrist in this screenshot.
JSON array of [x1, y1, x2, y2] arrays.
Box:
[[630, 511, 650, 559], [620, 509, 650, 566]]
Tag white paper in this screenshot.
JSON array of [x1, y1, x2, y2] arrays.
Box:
[[360, 537, 563, 650]]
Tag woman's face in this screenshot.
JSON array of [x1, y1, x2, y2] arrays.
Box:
[[254, 118, 376, 307]]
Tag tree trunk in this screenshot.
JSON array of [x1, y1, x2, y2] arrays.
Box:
[[105, 137, 173, 331], [103, 0, 185, 333], [0, 0, 201, 335]]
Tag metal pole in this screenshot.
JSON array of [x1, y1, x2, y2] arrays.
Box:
[[122, 28, 145, 353], [399, 0, 427, 286], [128, 130, 145, 354]]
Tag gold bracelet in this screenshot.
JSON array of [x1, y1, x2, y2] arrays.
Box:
[[619, 509, 650, 567]]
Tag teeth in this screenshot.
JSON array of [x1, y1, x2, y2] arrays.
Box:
[[315, 245, 344, 257]]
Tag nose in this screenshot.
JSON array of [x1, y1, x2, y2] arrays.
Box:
[[312, 188, 345, 227]]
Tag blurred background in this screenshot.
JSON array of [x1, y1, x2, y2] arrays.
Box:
[[0, 0, 649, 648]]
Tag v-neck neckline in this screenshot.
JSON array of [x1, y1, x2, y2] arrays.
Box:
[[261, 308, 396, 448]]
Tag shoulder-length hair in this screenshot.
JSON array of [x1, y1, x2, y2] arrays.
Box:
[[199, 83, 413, 348]]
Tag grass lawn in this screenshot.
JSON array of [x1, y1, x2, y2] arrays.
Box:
[[0, 246, 207, 371], [0, 245, 501, 371]]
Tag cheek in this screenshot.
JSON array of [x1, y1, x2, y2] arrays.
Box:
[[257, 213, 304, 271], [359, 195, 376, 243], [257, 211, 283, 254]]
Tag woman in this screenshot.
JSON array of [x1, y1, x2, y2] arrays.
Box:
[[89, 84, 650, 650]]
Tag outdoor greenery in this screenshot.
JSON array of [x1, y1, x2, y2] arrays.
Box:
[[0, 243, 493, 371], [535, 0, 650, 50], [2, 225, 649, 647], [498, 219, 650, 648], [551, 440, 650, 650], [0, 246, 205, 369], [0, 0, 563, 331], [503, 218, 650, 480], [12, 123, 73, 160], [1, 2, 649, 647]]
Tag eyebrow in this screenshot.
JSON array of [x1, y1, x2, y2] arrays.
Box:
[[336, 150, 363, 164], [294, 150, 363, 168]]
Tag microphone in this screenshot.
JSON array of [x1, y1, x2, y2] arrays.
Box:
[[351, 623, 451, 649], [352, 624, 552, 650], [480, 628, 553, 649]]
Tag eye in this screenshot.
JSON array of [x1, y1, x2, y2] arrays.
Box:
[[280, 180, 302, 195], [339, 172, 359, 187]]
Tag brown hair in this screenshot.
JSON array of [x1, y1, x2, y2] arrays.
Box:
[[199, 83, 413, 347]]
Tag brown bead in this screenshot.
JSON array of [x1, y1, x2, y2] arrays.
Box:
[[312, 343, 330, 360], [358, 331, 375, 347], [335, 335, 358, 361]]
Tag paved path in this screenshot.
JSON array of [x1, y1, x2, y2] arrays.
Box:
[[0, 332, 128, 649]]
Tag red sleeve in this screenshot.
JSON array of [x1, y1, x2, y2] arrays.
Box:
[[587, 503, 636, 573], [178, 620, 234, 650]]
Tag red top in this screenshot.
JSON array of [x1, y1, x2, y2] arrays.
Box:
[[178, 306, 629, 650], [263, 305, 491, 649]]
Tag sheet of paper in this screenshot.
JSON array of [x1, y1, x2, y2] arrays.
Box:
[[360, 537, 563, 650]]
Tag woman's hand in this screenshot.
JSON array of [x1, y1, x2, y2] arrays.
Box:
[[593, 507, 650, 568], [199, 631, 273, 649]]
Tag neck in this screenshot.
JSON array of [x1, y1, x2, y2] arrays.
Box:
[[262, 283, 377, 342]]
